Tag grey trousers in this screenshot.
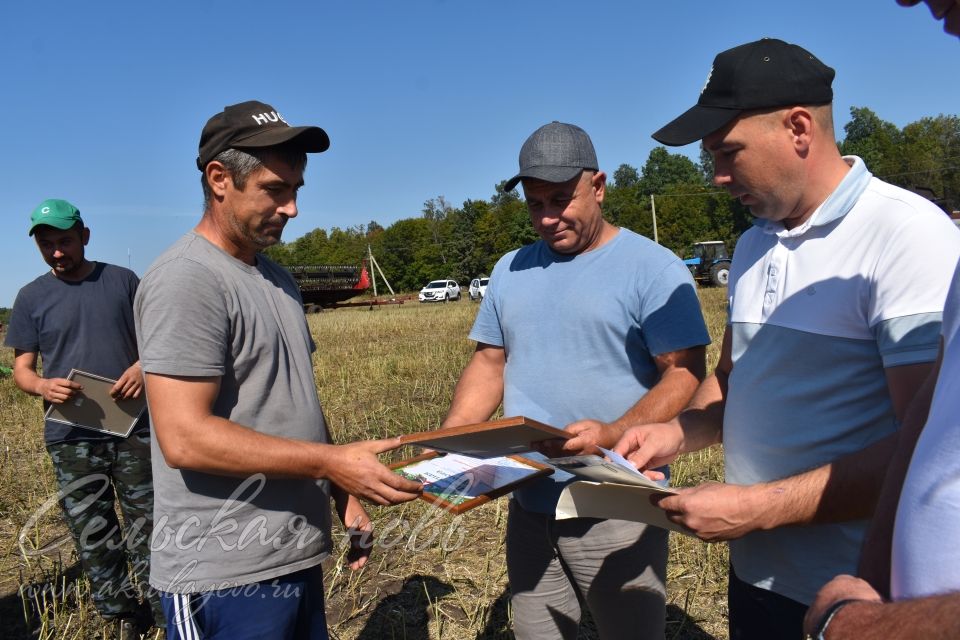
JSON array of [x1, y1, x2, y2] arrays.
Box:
[[506, 499, 668, 640]]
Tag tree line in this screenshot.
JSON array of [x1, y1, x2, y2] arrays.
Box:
[[264, 108, 959, 292]]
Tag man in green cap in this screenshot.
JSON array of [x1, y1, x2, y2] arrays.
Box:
[[5, 199, 163, 638]]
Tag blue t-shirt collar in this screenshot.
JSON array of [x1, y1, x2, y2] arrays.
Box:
[[540, 227, 623, 263]]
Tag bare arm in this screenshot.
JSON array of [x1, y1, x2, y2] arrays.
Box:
[[15, 349, 144, 403], [324, 415, 376, 571], [745, 360, 934, 528], [145, 372, 422, 506], [331, 483, 374, 570], [858, 342, 942, 596], [557, 344, 706, 455], [12, 349, 82, 403], [647, 357, 935, 542], [804, 574, 960, 639], [613, 327, 731, 468], [441, 343, 506, 428]]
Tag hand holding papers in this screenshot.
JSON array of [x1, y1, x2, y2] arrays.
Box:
[[549, 448, 690, 536], [44, 369, 146, 437], [547, 447, 665, 486], [397, 418, 688, 532]]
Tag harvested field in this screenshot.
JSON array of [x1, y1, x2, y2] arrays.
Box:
[[0, 288, 729, 639]]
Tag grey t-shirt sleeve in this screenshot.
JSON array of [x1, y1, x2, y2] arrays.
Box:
[[135, 259, 230, 377]]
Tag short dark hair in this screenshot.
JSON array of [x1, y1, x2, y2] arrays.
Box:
[[201, 145, 308, 209], [32, 221, 85, 237]]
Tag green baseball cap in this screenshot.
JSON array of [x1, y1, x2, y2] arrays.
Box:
[[29, 199, 84, 236]]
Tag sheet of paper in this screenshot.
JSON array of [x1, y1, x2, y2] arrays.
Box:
[[395, 453, 540, 505], [598, 447, 644, 475], [555, 481, 690, 536], [545, 453, 664, 490]]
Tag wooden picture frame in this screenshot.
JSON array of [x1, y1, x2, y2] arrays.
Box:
[[399, 416, 571, 458]]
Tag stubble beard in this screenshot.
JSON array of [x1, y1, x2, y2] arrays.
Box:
[[49, 255, 84, 278], [226, 210, 283, 250]]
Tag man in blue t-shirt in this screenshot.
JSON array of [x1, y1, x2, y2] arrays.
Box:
[[5, 199, 162, 638], [441, 122, 710, 640]]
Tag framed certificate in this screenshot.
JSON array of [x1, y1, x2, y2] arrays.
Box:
[[43, 369, 146, 437], [391, 451, 553, 515]]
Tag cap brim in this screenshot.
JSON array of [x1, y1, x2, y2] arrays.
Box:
[[231, 125, 330, 154], [503, 166, 584, 192], [652, 105, 742, 146], [28, 218, 81, 236]]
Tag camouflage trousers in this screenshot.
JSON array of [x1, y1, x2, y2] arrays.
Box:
[[46, 434, 164, 625]]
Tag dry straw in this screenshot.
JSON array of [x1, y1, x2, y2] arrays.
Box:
[[0, 288, 729, 639]]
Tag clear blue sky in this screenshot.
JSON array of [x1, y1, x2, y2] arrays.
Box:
[[2, 0, 956, 306]]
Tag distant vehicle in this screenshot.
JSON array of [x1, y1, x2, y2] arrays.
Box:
[[469, 277, 489, 302], [286, 263, 370, 309], [419, 279, 461, 303], [683, 241, 731, 287]]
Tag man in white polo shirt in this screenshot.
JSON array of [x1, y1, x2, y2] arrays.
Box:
[[613, 38, 960, 639]]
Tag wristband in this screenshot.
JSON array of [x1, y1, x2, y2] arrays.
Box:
[[805, 598, 859, 640]]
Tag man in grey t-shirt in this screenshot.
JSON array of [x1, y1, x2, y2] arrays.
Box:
[[135, 101, 421, 640]]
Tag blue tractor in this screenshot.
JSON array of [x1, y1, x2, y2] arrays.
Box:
[[683, 241, 731, 287]]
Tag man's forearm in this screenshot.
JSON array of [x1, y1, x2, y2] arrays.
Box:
[[826, 593, 960, 639], [732, 356, 938, 535], [671, 329, 730, 455], [154, 411, 417, 505], [741, 433, 896, 531], [12, 366, 43, 397], [673, 371, 726, 455], [441, 346, 504, 428], [156, 412, 335, 478], [609, 360, 704, 433], [442, 388, 501, 428]]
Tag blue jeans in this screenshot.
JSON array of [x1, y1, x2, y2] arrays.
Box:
[[160, 565, 329, 640]]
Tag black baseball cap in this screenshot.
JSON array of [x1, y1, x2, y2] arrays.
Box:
[[503, 122, 599, 192], [197, 100, 330, 170], [652, 38, 835, 146]]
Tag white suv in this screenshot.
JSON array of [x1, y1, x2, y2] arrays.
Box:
[[469, 277, 489, 302], [418, 279, 461, 303]]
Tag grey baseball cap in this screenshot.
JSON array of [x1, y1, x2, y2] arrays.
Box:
[[503, 122, 599, 192]]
